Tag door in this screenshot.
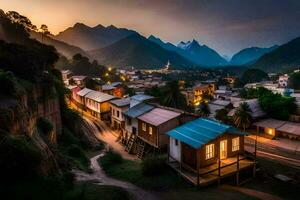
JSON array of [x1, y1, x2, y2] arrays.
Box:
[[220, 140, 227, 159]]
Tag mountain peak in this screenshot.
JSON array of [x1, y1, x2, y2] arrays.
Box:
[[107, 25, 117, 29], [93, 24, 105, 29], [73, 23, 90, 29]]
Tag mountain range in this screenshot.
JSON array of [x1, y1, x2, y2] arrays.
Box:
[[148, 35, 228, 66], [30, 22, 300, 72], [88, 33, 194, 69], [54, 23, 136, 50], [230, 45, 278, 66]]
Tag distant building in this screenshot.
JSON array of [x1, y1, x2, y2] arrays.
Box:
[[183, 83, 215, 106], [278, 74, 289, 88], [110, 98, 130, 132], [61, 70, 73, 85], [70, 75, 87, 87]]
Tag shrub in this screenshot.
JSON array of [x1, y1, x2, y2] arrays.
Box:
[[142, 154, 168, 176], [100, 149, 123, 170]]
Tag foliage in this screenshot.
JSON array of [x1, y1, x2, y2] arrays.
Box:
[[236, 68, 269, 87], [85, 78, 98, 90], [258, 92, 297, 120], [233, 102, 252, 131], [123, 85, 136, 96], [0, 135, 43, 183], [141, 154, 168, 176], [197, 102, 210, 117], [215, 108, 231, 124], [288, 72, 300, 90], [239, 87, 272, 99], [100, 149, 123, 170], [0, 70, 25, 97]]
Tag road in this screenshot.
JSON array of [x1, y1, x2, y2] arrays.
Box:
[[245, 137, 300, 169]]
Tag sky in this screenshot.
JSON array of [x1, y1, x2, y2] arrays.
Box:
[[1, 0, 300, 57]]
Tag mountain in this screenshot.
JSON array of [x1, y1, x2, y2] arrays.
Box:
[[252, 37, 300, 72], [89, 33, 194, 69], [54, 23, 136, 50], [30, 31, 90, 59], [177, 40, 228, 66], [148, 35, 227, 67], [230, 45, 278, 66]]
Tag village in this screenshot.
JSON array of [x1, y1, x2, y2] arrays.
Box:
[[61, 65, 300, 190]]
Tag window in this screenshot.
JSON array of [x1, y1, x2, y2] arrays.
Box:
[[205, 144, 214, 160], [232, 137, 240, 152], [127, 118, 132, 125], [117, 111, 120, 118], [149, 126, 153, 135], [142, 123, 147, 131], [175, 139, 178, 146]]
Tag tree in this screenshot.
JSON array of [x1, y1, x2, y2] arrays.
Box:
[[6, 11, 37, 31], [40, 24, 50, 43], [215, 108, 230, 123], [288, 72, 300, 90], [239, 68, 269, 86], [259, 92, 296, 120], [233, 102, 252, 131], [161, 81, 188, 110], [198, 102, 210, 117]]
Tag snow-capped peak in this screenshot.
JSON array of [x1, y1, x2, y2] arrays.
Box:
[[177, 41, 192, 50]]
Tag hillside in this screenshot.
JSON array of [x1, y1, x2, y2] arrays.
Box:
[[30, 31, 90, 59], [54, 23, 136, 50], [230, 45, 278, 66], [148, 35, 227, 66], [89, 33, 195, 69], [251, 37, 300, 72]]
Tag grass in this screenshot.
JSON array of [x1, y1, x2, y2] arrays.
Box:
[[68, 182, 133, 200], [243, 157, 300, 200], [99, 152, 187, 190]]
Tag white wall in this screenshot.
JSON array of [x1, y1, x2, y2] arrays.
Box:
[[169, 138, 181, 162]]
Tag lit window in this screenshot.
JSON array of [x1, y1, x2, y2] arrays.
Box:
[[232, 137, 240, 152], [205, 144, 214, 160], [142, 123, 147, 131], [149, 126, 153, 135]]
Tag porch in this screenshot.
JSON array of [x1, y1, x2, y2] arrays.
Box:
[[168, 155, 256, 186]]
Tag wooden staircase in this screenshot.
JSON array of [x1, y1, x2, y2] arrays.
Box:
[[125, 133, 136, 153], [136, 140, 146, 159]]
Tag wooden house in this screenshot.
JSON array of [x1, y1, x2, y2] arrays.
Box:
[[84, 90, 116, 119], [110, 98, 130, 131], [75, 88, 92, 108], [137, 108, 181, 152], [167, 118, 255, 186]]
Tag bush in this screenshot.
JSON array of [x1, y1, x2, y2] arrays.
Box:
[[142, 154, 168, 176], [100, 149, 123, 170]]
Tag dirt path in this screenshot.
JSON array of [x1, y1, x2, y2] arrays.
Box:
[[221, 185, 282, 200], [73, 151, 157, 200]]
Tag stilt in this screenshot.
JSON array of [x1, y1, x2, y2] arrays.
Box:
[[218, 159, 221, 185], [236, 154, 240, 186]]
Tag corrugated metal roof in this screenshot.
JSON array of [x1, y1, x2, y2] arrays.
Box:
[[253, 118, 286, 129], [138, 108, 181, 126], [277, 122, 300, 136], [131, 94, 154, 102], [102, 85, 116, 91], [167, 118, 245, 149], [110, 98, 130, 107], [85, 90, 115, 103], [123, 103, 154, 118], [231, 99, 265, 118], [77, 88, 92, 97]]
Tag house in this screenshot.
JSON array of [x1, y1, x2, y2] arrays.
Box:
[[110, 98, 130, 131], [75, 88, 92, 108], [101, 82, 123, 97], [137, 108, 181, 151], [123, 103, 154, 147], [254, 118, 300, 140], [66, 85, 80, 102], [183, 83, 215, 106], [208, 99, 231, 118], [228, 99, 266, 119], [70, 75, 87, 87], [130, 94, 156, 107], [85, 90, 116, 119], [167, 118, 255, 186], [61, 70, 73, 85], [278, 74, 289, 88]]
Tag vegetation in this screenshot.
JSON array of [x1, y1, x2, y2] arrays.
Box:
[[288, 72, 300, 90], [100, 149, 123, 170], [235, 68, 269, 87], [233, 102, 252, 131], [258, 91, 297, 120], [145, 80, 191, 111], [197, 101, 211, 117], [99, 154, 186, 190], [37, 117, 54, 135], [215, 108, 231, 124], [141, 154, 168, 176]]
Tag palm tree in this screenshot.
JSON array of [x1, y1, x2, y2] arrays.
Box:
[[198, 102, 210, 117], [162, 81, 187, 109], [233, 102, 252, 131]]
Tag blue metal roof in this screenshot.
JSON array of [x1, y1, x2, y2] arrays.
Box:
[[123, 103, 154, 118], [167, 118, 246, 149]]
